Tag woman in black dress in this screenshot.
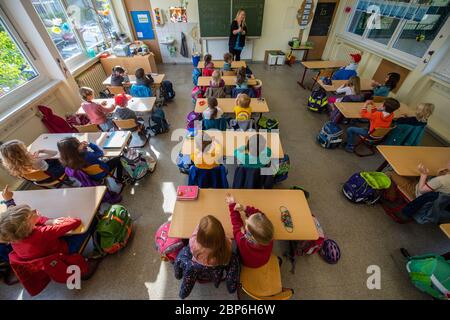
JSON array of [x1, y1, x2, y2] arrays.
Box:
[[228, 9, 247, 61]]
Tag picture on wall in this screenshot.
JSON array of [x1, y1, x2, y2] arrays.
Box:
[[169, 7, 187, 23]]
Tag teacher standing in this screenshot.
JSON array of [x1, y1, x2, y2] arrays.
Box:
[[229, 9, 247, 61]]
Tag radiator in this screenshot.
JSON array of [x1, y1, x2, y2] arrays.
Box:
[[75, 63, 107, 98], [332, 42, 362, 63]]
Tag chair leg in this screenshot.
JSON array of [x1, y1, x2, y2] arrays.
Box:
[[354, 142, 376, 157]]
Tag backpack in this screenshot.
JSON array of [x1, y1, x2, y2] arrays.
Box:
[[177, 152, 193, 174], [159, 80, 175, 102], [186, 111, 202, 130], [406, 254, 450, 300], [149, 107, 169, 135], [290, 215, 325, 256], [192, 68, 201, 86], [155, 221, 184, 262], [130, 84, 153, 97], [191, 86, 204, 103], [273, 154, 290, 183], [342, 172, 391, 204], [307, 88, 328, 113], [94, 205, 132, 255], [66, 113, 90, 127], [120, 149, 150, 183], [257, 116, 279, 131], [317, 121, 343, 149]]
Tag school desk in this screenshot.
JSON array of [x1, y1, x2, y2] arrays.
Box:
[[334, 102, 415, 119], [76, 97, 156, 115], [0, 186, 106, 235], [376, 146, 450, 177], [29, 131, 131, 158], [197, 76, 257, 87], [440, 224, 450, 238], [169, 189, 319, 241], [180, 131, 284, 159], [297, 60, 347, 89], [317, 79, 374, 92], [197, 61, 246, 69], [194, 98, 269, 114], [102, 74, 165, 86]]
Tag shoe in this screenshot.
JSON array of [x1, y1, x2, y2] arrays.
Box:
[[81, 258, 102, 280], [345, 145, 354, 153], [4, 267, 19, 285]]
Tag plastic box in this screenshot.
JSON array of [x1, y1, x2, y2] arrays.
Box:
[[267, 52, 278, 65], [276, 51, 286, 65]]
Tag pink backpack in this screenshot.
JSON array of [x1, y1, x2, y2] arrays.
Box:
[[292, 215, 325, 256], [191, 86, 204, 103], [154, 221, 184, 262]]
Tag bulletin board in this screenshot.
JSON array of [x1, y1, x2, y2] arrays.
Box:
[[130, 11, 155, 40]]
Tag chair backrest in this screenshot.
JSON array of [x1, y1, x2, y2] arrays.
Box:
[[73, 124, 101, 132], [202, 118, 228, 131], [372, 96, 386, 103], [222, 70, 236, 76], [107, 86, 126, 95], [205, 87, 226, 99], [113, 118, 138, 130], [22, 170, 63, 187], [130, 84, 153, 97], [229, 119, 255, 131], [314, 69, 334, 80], [369, 126, 395, 139], [231, 88, 255, 98]]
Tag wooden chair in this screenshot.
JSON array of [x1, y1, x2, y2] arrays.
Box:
[[311, 69, 334, 90], [372, 96, 386, 103], [113, 119, 148, 148], [238, 255, 294, 300], [22, 170, 72, 189], [73, 124, 101, 133], [113, 119, 139, 131], [107, 86, 126, 95], [354, 127, 395, 157], [222, 70, 236, 76]]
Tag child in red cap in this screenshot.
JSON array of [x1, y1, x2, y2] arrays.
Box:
[[113, 93, 146, 132], [344, 53, 361, 71]]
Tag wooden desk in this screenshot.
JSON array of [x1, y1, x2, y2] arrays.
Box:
[[102, 74, 165, 86], [197, 76, 257, 87], [76, 97, 156, 115], [298, 60, 347, 89], [197, 61, 246, 69], [334, 102, 415, 119], [0, 187, 106, 234], [169, 189, 319, 241], [318, 79, 374, 92], [440, 223, 450, 238], [100, 53, 158, 75], [29, 132, 131, 158], [195, 98, 269, 113], [288, 45, 313, 61], [377, 146, 450, 177], [181, 131, 284, 158]]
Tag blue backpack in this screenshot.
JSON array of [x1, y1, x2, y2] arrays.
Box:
[[160, 80, 175, 102], [130, 84, 153, 97], [308, 88, 328, 113], [149, 108, 169, 135], [342, 172, 391, 204], [317, 121, 343, 148], [192, 68, 201, 86]]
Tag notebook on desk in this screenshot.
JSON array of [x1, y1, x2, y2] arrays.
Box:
[[103, 131, 127, 149]]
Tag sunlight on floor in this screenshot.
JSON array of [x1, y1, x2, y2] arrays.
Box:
[[16, 289, 24, 300], [150, 145, 161, 159], [161, 182, 176, 214], [144, 262, 172, 299]]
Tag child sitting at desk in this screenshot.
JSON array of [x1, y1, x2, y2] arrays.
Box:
[[110, 66, 130, 86], [202, 97, 223, 120], [234, 93, 252, 121], [210, 70, 225, 88], [57, 137, 123, 183], [223, 53, 233, 72], [225, 193, 274, 268], [79, 87, 115, 131], [396, 103, 434, 127], [135, 67, 154, 88], [344, 53, 361, 71], [0, 140, 66, 186], [202, 54, 214, 76], [371, 72, 400, 97], [235, 67, 248, 89], [113, 93, 146, 133], [189, 215, 232, 267], [345, 98, 400, 153], [0, 185, 98, 295]]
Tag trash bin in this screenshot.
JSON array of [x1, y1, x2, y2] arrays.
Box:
[[192, 53, 201, 67], [276, 51, 286, 65], [267, 51, 278, 65]]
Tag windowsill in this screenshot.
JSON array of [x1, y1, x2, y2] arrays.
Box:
[[0, 79, 61, 125], [71, 52, 104, 77]]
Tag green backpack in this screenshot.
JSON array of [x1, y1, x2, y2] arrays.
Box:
[[94, 205, 132, 255], [257, 116, 279, 131], [406, 254, 450, 300]]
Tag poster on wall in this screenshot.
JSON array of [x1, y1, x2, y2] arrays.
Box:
[[130, 11, 155, 40], [169, 7, 187, 23]]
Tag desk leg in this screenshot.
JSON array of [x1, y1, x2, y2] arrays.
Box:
[[303, 49, 309, 62], [376, 160, 388, 172], [297, 67, 308, 89]]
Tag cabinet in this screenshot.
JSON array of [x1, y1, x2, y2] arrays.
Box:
[[100, 53, 158, 75]]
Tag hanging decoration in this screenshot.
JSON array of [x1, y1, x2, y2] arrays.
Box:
[[297, 0, 315, 30]]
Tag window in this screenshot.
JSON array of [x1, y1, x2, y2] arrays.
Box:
[[0, 17, 38, 97], [347, 0, 450, 59], [31, 0, 119, 63]]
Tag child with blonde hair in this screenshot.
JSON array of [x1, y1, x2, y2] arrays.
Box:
[[396, 103, 435, 126], [210, 70, 225, 88], [225, 193, 274, 268], [79, 87, 115, 131], [189, 215, 232, 267], [234, 93, 252, 121]]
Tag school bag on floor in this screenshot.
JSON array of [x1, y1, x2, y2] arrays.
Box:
[[191, 86, 204, 104], [192, 68, 201, 86], [317, 121, 343, 149], [155, 221, 184, 262], [186, 111, 202, 131], [120, 149, 152, 184], [307, 88, 328, 113], [149, 107, 169, 135], [342, 172, 391, 204], [257, 116, 279, 131], [406, 254, 450, 300], [273, 154, 290, 183], [94, 205, 132, 256], [177, 152, 193, 174], [159, 80, 175, 102]]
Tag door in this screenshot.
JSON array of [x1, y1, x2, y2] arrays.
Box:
[[307, 0, 339, 60]]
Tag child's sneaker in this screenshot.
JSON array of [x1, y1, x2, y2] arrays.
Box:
[[345, 144, 354, 153]]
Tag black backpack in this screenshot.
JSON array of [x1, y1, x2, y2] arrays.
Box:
[[307, 88, 328, 113], [149, 107, 169, 135], [159, 80, 175, 102]]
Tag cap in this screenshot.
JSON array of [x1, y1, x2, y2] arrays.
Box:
[[350, 53, 361, 63], [114, 93, 131, 106]]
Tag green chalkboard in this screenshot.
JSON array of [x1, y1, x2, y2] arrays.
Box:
[[198, 0, 231, 37], [198, 0, 265, 38], [232, 0, 265, 37]]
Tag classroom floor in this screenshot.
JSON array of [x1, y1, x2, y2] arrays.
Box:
[[1, 63, 449, 300]]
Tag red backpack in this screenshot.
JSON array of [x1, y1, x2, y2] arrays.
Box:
[[38, 105, 77, 133], [154, 221, 184, 262]]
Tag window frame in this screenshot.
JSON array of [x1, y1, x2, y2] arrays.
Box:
[[344, 0, 449, 65]]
